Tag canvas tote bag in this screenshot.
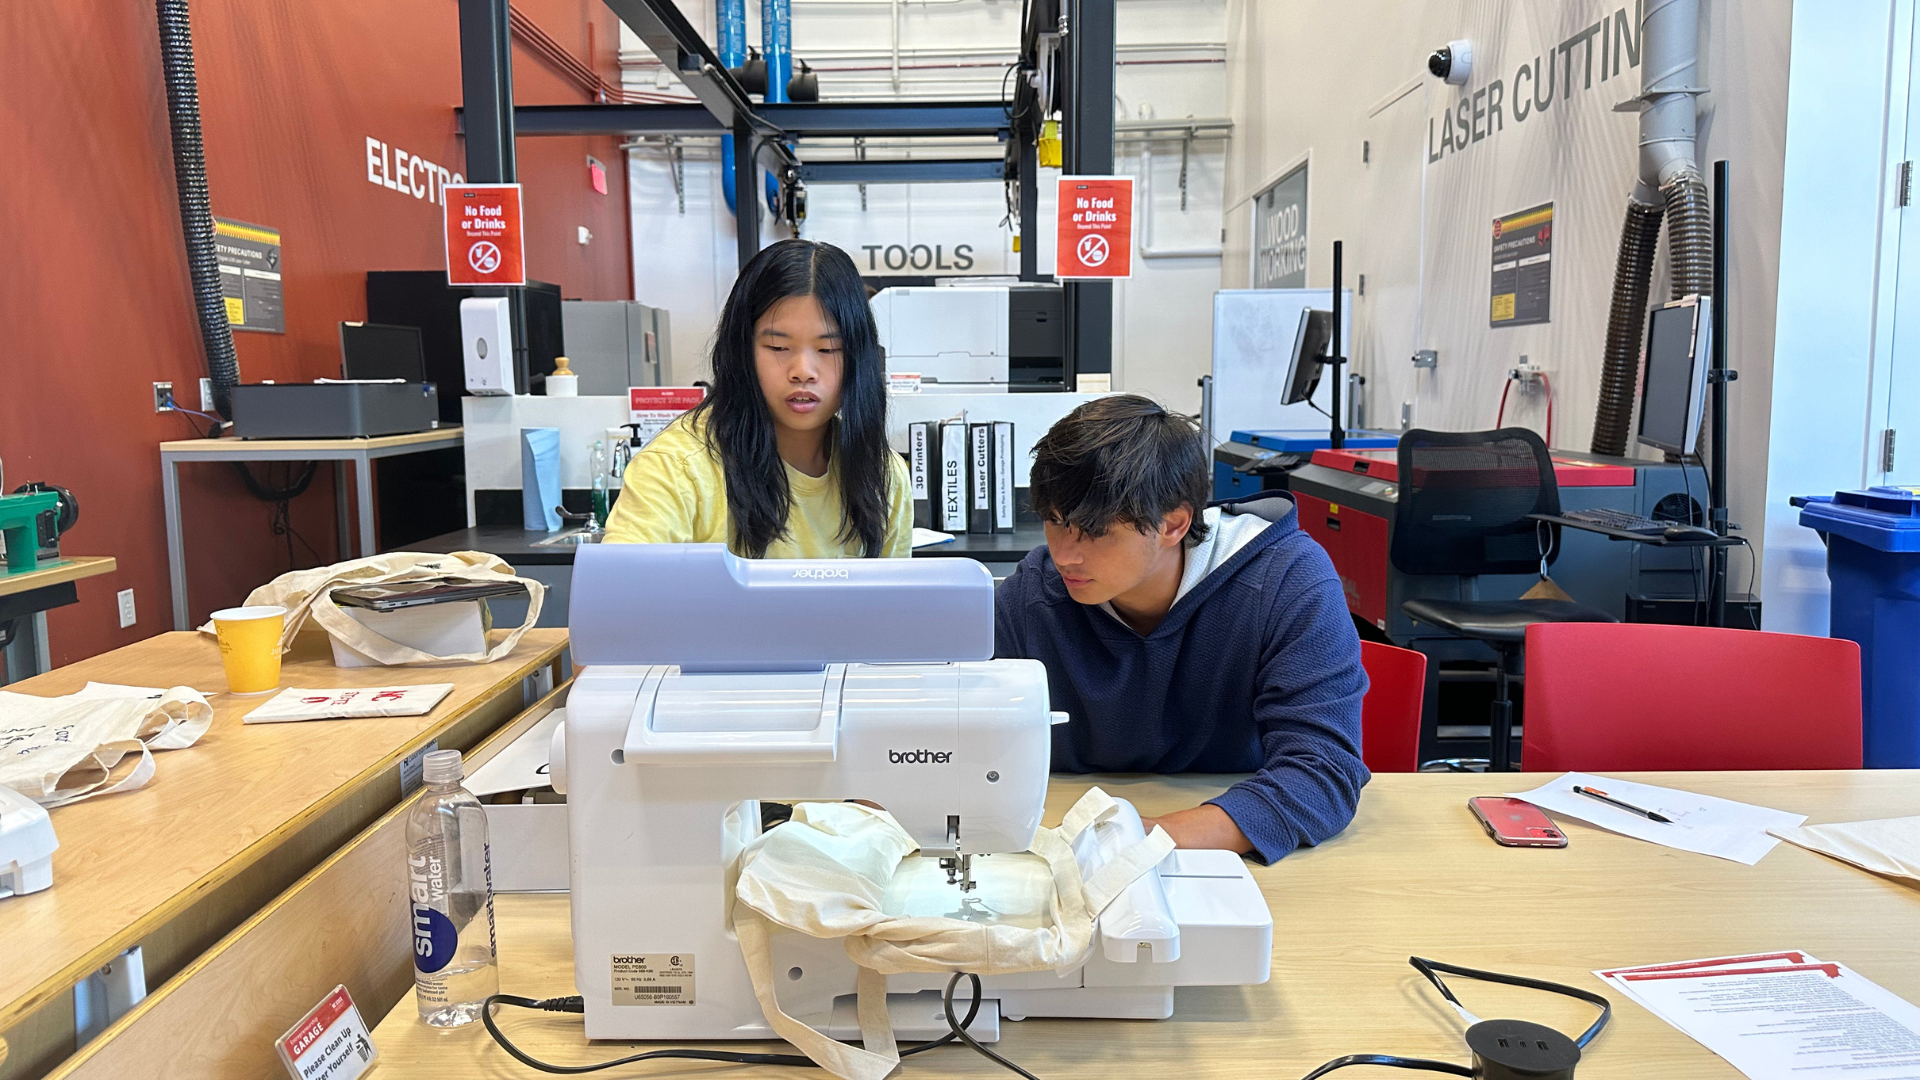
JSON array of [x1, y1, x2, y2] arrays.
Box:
[[731, 787, 1175, 1080], [0, 684, 213, 807], [199, 551, 545, 665]]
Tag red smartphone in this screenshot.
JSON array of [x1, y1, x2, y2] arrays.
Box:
[[1468, 797, 1568, 848]]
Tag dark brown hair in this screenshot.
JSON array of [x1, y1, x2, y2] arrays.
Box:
[[1027, 394, 1212, 548]]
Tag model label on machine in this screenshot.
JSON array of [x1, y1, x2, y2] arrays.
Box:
[[443, 184, 526, 287], [611, 954, 695, 1006], [1490, 204, 1553, 327], [214, 218, 285, 334], [1428, 8, 1644, 164], [1056, 176, 1134, 279], [888, 749, 954, 764]]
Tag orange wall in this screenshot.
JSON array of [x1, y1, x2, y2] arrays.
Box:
[[0, 0, 631, 664]]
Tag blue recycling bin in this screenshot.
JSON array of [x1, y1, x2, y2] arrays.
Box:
[[1798, 486, 1920, 767]]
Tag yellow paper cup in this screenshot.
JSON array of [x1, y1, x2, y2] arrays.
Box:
[[211, 605, 286, 695]]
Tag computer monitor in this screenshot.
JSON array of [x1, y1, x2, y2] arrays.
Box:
[[1281, 308, 1333, 406], [339, 321, 427, 382], [1635, 295, 1713, 455]]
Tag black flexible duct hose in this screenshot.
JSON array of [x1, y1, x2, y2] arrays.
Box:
[[1589, 200, 1664, 456], [156, 0, 240, 421]]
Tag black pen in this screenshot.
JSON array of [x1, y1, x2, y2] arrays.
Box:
[[1572, 785, 1673, 823]]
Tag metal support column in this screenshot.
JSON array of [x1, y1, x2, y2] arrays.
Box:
[[1064, 0, 1115, 382], [458, 0, 528, 389], [734, 119, 762, 268]]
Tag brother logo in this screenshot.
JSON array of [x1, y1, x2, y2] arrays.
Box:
[[888, 749, 954, 764], [792, 567, 850, 579]]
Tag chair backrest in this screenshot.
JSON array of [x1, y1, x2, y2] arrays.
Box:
[[1390, 427, 1561, 576], [1360, 640, 1427, 773], [1522, 623, 1863, 771]]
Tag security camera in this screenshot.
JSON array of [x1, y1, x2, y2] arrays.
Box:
[[1428, 39, 1472, 85]]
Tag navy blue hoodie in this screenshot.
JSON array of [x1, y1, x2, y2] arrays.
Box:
[[994, 492, 1370, 863]]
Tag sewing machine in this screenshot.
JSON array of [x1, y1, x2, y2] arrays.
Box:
[[556, 544, 1272, 1043]]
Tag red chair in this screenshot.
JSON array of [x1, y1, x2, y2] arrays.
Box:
[[1522, 623, 1863, 772], [1360, 640, 1428, 773]]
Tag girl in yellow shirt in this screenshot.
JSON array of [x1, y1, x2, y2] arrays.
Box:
[[604, 240, 913, 558]]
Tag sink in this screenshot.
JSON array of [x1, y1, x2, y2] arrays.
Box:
[[532, 529, 604, 547]]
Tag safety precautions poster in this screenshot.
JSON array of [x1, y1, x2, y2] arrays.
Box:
[[443, 183, 526, 286], [1490, 203, 1553, 327], [214, 218, 284, 333], [1055, 176, 1134, 279]]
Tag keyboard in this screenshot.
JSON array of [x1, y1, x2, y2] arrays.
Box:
[[1556, 507, 1679, 536]]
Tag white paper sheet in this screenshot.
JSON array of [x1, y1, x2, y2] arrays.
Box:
[[911, 528, 956, 549], [1597, 953, 1920, 1080], [1771, 816, 1920, 883], [1507, 772, 1806, 865], [465, 708, 565, 796]]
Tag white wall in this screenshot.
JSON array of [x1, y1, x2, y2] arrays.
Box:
[[1761, 0, 1909, 634], [622, 0, 1227, 408], [1222, 0, 1791, 604]]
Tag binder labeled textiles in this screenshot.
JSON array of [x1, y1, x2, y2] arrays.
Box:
[[992, 421, 1015, 532], [908, 421, 934, 529], [968, 423, 993, 533], [938, 417, 969, 532]]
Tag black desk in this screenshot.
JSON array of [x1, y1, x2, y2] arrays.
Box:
[[405, 524, 1047, 565], [913, 523, 1046, 564]]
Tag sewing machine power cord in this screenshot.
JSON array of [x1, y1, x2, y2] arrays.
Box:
[[479, 973, 1033, 1076]]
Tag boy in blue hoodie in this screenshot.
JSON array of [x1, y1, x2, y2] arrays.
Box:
[[995, 395, 1369, 863]]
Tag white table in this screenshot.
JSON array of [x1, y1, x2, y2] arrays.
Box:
[[159, 429, 463, 629]]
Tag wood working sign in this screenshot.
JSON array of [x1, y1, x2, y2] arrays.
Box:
[[443, 183, 525, 286], [1055, 176, 1133, 279]]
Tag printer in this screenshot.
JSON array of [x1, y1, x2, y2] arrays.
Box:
[[555, 544, 1272, 1044]]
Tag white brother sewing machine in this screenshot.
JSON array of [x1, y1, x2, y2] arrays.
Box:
[[556, 544, 1272, 1043]]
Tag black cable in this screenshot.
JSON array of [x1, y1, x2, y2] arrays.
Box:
[[1296, 1055, 1472, 1079], [1293, 957, 1611, 1079], [942, 973, 1041, 1080], [1407, 957, 1611, 1048], [1677, 458, 1706, 617], [480, 981, 985, 1075], [482, 994, 822, 1074]]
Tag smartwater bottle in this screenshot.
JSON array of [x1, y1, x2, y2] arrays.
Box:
[[407, 748, 499, 1026]]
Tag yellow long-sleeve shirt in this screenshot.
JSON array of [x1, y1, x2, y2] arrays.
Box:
[[603, 411, 914, 558]]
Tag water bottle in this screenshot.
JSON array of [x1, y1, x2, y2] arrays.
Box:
[[407, 749, 498, 1026], [590, 439, 611, 527]]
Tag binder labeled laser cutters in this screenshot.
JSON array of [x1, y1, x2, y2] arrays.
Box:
[[992, 421, 1016, 532], [938, 417, 969, 532], [968, 422, 993, 534], [908, 421, 933, 529]]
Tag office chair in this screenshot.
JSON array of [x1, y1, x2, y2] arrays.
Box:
[[1392, 428, 1615, 771], [1359, 640, 1427, 773], [1522, 623, 1863, 771]]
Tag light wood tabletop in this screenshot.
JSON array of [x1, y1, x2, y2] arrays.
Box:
[[365, 770, 1920, 1080], [0, 557, 115, 600], [0, 627, 566, 1069], [158, 428, 463, 455]]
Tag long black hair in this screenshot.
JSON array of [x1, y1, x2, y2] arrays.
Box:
[[697, 239, 891, 558]]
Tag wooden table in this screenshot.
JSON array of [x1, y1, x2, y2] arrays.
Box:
[[0, 627, 565, 1080], [159, 428, 464, 629], [364, 770, 1920, 1079], [0, 558, 116, 684]]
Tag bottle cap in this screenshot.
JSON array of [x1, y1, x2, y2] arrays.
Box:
[[422, 748, 464, 785]]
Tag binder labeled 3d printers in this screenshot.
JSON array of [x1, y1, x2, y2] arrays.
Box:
[[908, 421, 934, 530]]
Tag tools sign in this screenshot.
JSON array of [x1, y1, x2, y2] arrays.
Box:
[[1055, 176, 1134, 279], [443, 184, 526, 287]]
